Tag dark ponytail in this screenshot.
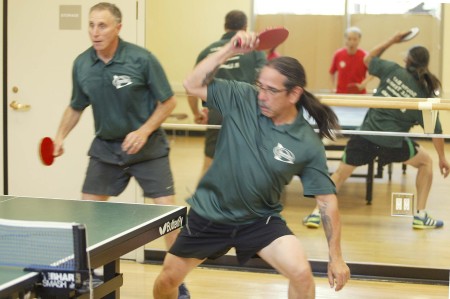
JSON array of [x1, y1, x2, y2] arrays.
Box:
[[300, 90, 340, 140], [406, 46, 441, 97], [266, 57, 340, 140]]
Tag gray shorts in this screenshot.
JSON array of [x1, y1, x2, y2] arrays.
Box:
[[82, 155, 175, 198], [82, 134, 174, 198]]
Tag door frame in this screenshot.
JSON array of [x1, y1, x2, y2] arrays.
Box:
[[2, 0, 145, 195], [2, 0, 7, 194]]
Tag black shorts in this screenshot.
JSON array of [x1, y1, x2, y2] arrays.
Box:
[[169, 209, 293, 265], [204, 108, 223, 158], [343, 135, 419, 166]]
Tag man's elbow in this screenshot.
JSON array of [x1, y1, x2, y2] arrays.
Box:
[[164, 96, 177, 112], [183, 78, 195, 96], [184, 79, 206, 101]]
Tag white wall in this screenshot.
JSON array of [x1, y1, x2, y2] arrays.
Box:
[[145, 0, 253, 127], [146, 0, 253, 92]]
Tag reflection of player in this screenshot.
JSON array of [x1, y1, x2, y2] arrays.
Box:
[[329, 27, 372, 94], [304, 30, 450, 230], [188, 10, 266, 176]]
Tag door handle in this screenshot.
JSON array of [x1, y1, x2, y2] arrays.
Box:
[[9, 100, 31, 111]]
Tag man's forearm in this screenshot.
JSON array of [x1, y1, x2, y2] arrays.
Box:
[[432, 137, 446, 160], [188, 95, 200, 114], [317, 195, 344, 261], [364, 38, 395, 66], [55, 106, 83, 142], [139, 96, 176, 137], [364, 30, 411, 66], [184, 44, 234, 99], [184, 30, 257, 99]]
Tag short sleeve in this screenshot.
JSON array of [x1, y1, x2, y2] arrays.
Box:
[[206, 79, 256, 116], [70, 59, 90, 111], [299, 149, 336, 197], [146, 53, 174, 102], [329, 51, 338, 74], [368, 57, 398, 78]]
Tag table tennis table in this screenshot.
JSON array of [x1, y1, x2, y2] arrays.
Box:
[[0, 195, 187, 299]]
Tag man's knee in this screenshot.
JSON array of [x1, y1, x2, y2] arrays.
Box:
[[407, 149, 433, 168], [155, 271, 179, 290], [289, 267, 315, 293], [153, 271, 179, 299], [294, 266, 314, 280]]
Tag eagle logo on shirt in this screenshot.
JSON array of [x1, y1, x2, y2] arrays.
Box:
[[273, 143, 295, 164], [112, 75, 133, 89]]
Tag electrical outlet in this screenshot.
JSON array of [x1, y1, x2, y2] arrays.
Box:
[[391, 193, 415, 217]]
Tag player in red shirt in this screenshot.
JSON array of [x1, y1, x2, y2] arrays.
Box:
[[329, 27, 372, 94]]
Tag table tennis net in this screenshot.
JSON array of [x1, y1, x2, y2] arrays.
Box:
[[0, 218, 88, 272]]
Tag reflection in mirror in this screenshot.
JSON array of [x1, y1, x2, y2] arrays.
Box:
[[250, 0, 450, 271], [152, 123, 450, 273], [150, 1, 449, 283], [254, 0, 442, 95]]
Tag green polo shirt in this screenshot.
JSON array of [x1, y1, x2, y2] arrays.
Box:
[[196, 31, 267, 84], [187, 79, 335, 224], [70, 38, 174, 140], [361, 57, 442, 148]]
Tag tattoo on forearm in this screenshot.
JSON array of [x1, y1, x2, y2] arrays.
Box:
[[320, 205, 333, 243], [202, 65, 220, 86]]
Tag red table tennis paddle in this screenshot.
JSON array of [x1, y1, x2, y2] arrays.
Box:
[[235, 27, 289, 51], [39, 137, 55, 166]]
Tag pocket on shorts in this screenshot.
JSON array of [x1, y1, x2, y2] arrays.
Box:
[[185, 210, 215, 237]]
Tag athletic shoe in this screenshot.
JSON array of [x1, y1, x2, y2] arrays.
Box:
[[178, 282, 190, 299], [302, 213, 321, 228], [413, 213, 444, 229]]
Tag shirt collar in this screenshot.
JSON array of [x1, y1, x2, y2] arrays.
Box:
[[89, 38, 125, 65], [221, 31, 238, 41], [259, 106, 308, 140]]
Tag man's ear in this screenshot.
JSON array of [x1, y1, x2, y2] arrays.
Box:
[[290, 86, 303, 104]]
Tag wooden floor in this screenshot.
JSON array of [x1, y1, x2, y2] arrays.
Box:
[[136, 133, 450, 298], [119, 260, 448, 298]]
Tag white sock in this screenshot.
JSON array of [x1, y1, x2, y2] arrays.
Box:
[[312, 208, 320, 215], [415, 210, 427, 218]]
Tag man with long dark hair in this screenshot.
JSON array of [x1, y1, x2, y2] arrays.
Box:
[[304, 31, 450, 230], [153, 31, 350, 299]]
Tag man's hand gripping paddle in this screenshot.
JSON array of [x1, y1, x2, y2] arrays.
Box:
[[39, 137, 55, 166], [234, 27, 289, 51]]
